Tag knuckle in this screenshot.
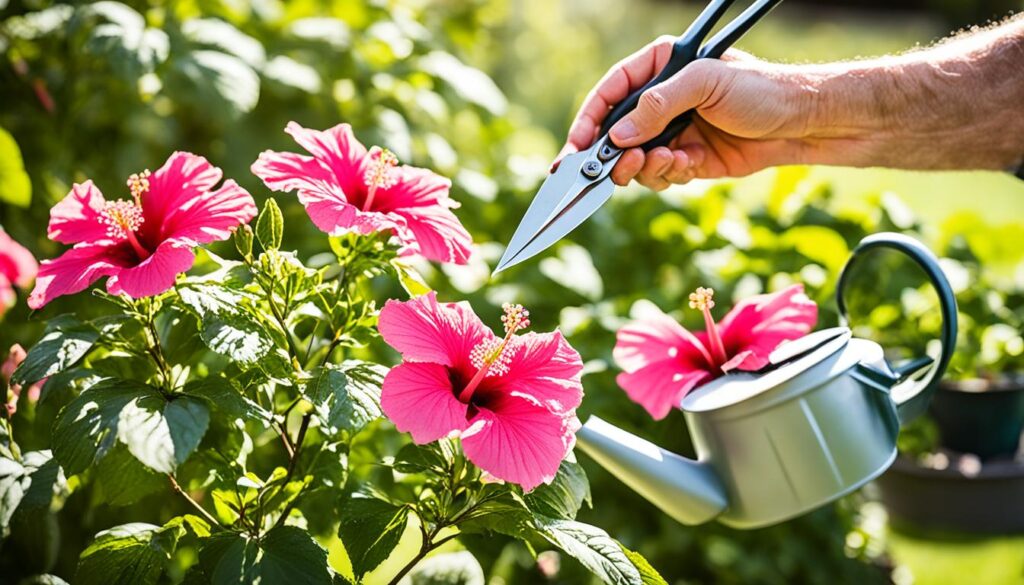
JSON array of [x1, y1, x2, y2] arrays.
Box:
[[638, 88, 670, 118]]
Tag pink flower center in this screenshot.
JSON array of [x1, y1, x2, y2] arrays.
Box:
[[100, 169, 152, 259], [361, 147, 398, 212], [458, 303, 531, 403], [689, 287, 728, 369]]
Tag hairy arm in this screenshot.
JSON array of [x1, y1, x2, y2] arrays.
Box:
[[561, 15, 1024, 189], [804, 15, 1024, 171]]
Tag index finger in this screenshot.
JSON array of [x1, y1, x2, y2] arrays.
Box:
[[560, 36, 677, 159]]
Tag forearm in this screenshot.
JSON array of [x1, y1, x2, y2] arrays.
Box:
[[802, 15, 1024, 171]]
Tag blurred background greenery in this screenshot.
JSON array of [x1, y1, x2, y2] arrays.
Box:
[[2, 0, 1023, 583]]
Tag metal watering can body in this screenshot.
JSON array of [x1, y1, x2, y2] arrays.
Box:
[[577, 233, 959, 529]]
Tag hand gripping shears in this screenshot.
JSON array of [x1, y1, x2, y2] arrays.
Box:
[[495, 0, 783, 274]]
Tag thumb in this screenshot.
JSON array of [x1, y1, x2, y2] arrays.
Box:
[[608, 60, 718, 148]]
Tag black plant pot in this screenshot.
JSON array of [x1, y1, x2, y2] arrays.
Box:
[[875, 453, 1024, 534], [929, 377, 1024, 460]]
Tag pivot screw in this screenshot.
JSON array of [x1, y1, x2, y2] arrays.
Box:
[[581, 160, 603, 178]]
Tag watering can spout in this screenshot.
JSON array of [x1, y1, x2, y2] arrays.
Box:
[[575, 416, 728, 525]]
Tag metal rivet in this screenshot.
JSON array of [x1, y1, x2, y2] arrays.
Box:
[[582, 160, 603, 178], [598, 144, 619, 161]]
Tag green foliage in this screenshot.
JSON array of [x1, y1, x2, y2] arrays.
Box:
[[337, 495, 409, 579], [255, 198, 284, 252], [75, 522, 181, 585], [0, 127, 31, 207]]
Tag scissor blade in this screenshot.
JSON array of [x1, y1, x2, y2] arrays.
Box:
[[494, 176, 614, 274], [494, 151, 590, 273]]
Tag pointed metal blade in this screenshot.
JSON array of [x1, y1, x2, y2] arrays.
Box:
[[494, 150, 591, 273], [494, 176, 614, 273]]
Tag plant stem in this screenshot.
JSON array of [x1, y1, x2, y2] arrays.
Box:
[[387, 514, 461, 585], [168, 474, 221, 529]]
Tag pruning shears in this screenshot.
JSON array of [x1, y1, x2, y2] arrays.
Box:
[[495, 0, 783, 274]]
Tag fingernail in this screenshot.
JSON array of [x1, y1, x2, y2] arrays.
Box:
[[610, 120, 637, 142]]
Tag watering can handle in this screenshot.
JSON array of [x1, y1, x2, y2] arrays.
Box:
[[835, 232, 958, 423]]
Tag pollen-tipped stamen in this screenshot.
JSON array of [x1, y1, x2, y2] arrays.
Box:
[[458, 303, 531, 403], [101, 200, 149, 259], [361, 147, 398, 212], [689, 287, 728, 368], [126, 169, 151, 206]]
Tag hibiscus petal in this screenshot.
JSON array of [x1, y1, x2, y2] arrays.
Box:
[[251, 150, 354, 235], [461, 392, 578, 491], [0, 274, 14, 315], [0, 229, 38, 288], [498, 331, 583, 414], [284, 122, 368, 198], [161, 179, 257, 245], [718, 284, 817, 370], [378, 292, 491, 367], [105, 241, 196, 298], [143, 152, 224, 235], [613, 309, 716, 419], [381, 362, 468, 444], [392, 204, 473, 265], [47, 181, 110, 245], [27, 244, 129, 309]]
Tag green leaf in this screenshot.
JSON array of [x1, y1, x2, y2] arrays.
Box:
[[255, 198, 284, 251], [79, 1, 169, 79], [525, 460, 590, 520], [172, 50, 260, 116], [194, 526, 331, 585], [419, 51, 507, 115], [185, 378, 271, 424], [13, 316, 100, 386], [51, 378, 147, 475], [303, 361, 384, 436], [456, 492, 535, 541], [393, 440, 456, 475], [535, 516, 642, 585], [177, 284, 272, 364], [117, 394, 210, 473], [0, 450, 65, 529], [620, 544, 668, 585], [181, 18, 265, 68], [0, 127, 31, 206], [390, 258, 432, 297], [337, 494, 409, 578], [75, 522, 180, 585], [94, 445, 166, 506]]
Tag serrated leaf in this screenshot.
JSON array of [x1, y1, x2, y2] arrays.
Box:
[[13, 315, 100, 386], [193, 526, 331, 585], [0, 127, 31, 206], [76, 522, 181, 585], [620, 544, 668, 585], [0, 450, 65, 528], [303, 361, 384, 436], [337, 495, 408, 578], [177, 284, 272, 363], [93, 443, 166, 506], [51, 378, 148, 475], [185, 378, 271, 424], [535, 516, 642, 585], [525, 460, 590, 520], [255, 198, 284, 251], [117, 394, 210, 473]]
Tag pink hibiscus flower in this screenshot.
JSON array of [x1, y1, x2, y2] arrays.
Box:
[[614, 285, 817, 420], [28, 152, 257, 308], [0, 229, 37, 316], [3, 344, 43, 417], [251, 122, 472, 264], [378, 293, 583, 491]]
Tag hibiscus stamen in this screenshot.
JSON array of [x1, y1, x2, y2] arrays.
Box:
[[101, 200, 149, 258], [689, 287, 728, 368], [459, 303, 531, 403], [126, 169, 151, 206], [361, 147, 398, 212]]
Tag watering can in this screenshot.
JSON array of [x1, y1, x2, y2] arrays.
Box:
[[576, 233, 958, 529]]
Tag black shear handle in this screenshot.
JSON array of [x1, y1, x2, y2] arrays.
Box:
[[598, 0, 782, 151]]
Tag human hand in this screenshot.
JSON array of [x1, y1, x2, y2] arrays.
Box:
[[555, 36, 829, 190]]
